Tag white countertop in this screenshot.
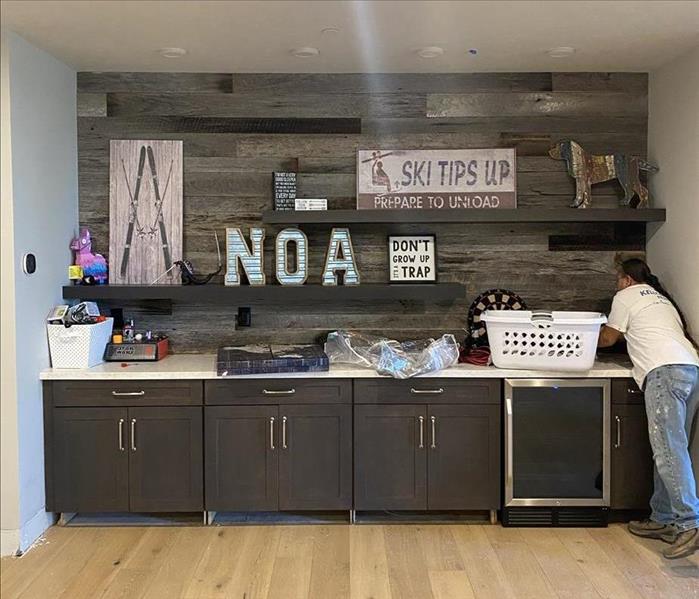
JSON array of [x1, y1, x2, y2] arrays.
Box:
[[40, 354, 633, 380]]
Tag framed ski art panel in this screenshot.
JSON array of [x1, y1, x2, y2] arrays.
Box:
[[109, 140, 183, 285]]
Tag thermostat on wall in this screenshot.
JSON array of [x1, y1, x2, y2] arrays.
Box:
[[22, 253, 36, 274]]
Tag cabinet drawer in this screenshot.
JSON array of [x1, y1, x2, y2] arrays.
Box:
[[205, 379, 352, 405], [51, 380, 203, 407], [611, 379, 643, 404], [354, 379, 500, 404]]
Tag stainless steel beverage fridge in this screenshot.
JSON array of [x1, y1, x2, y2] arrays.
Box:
[[503, 379, 611, 526]]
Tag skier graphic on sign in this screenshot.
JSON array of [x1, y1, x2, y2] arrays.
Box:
[[364, 151, 395, 193]]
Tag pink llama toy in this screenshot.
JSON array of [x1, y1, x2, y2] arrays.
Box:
[[70, 228, 108, 284]]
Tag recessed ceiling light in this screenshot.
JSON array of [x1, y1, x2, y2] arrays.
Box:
[[546, 46, 576, 59], [416, 46, 445, 59], [157, 47, 187, 59], [290, 47, 320, 58]]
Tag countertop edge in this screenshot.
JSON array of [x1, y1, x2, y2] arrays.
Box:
[[40, 354, 633, 381]]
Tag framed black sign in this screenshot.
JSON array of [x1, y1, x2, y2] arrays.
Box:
[[388, 235, 437, 283]]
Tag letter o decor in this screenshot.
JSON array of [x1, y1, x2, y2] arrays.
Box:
[[275, 228, 308, 285], [322, 228, 360, 286]]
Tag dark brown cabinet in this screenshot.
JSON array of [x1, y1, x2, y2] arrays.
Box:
[[354, 405, 427, 510], [45, 382, 204, 513], [279, 404, 352, 510], [353, 380, 501, 512], [52, 407, 129, 512], [205, 406, 279, 511], [427, 404, 500, 510], [128, 407, 203, 512], [610, 379, 653, 510], [204, 380, 353, 511]]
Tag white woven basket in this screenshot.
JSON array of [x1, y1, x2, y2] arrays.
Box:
[[481, 311, 607, 372], [47, 318, 114, 369]]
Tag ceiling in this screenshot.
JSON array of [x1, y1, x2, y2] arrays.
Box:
[[2, 0, 698, 72]]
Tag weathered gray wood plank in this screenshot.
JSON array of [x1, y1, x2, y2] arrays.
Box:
[[232, 73, 553, 94], [427, 92, 647, 118], [77, 93, 107, 117], [78, 72, 233, 93], [551, 72, 648, 92], [107, 93, 425, 118]]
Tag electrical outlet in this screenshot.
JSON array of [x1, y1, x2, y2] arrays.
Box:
[[237, 307, 252, 327]]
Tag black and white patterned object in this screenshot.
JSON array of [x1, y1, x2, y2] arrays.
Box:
[[467, 289, 527, 347]]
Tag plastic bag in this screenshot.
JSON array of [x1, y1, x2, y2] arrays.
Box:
[[324, 330, 460, 379]]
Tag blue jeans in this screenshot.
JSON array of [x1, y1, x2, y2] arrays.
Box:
[[644, 364, 699, 532]]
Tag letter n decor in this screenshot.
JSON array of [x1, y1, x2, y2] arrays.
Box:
[[275, 228, 308, 285], [225, 227, 266, 285], [322, 228, 360, 286]]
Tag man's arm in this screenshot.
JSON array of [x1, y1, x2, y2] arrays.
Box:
[[598, 325, 622, 348]]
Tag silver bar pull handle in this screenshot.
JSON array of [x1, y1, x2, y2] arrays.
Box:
[[410, 388, 444, 395], [269, 417, 275, 450], [263, 389, 296, 396], [112, 390, 145, 397], [418, 416, 424, 448], [430, 416, 436, 449], [614, 415, 622, 449], [130, 419, 137, 451], [118, 418, 125, 451], [282, 416, 288, 449], [627, 388, 642, 395]]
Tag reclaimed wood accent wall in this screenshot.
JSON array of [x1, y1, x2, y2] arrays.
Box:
[[77, 72, 648, 352]]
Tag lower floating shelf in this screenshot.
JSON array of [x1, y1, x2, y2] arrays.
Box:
[[62, 283, 466, 304]]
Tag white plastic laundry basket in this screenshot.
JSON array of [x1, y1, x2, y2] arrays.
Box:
[[47, 318, 114, 369], [481, 311, 607, 372]]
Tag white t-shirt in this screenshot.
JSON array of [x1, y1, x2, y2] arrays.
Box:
[[607, 283, 699, 388]]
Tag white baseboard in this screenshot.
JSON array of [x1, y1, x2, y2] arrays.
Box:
[[18, 509, 55, 554], [0, 528, 20, 557]]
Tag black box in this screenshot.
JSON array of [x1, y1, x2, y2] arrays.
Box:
[[217, 344, 329, 376]]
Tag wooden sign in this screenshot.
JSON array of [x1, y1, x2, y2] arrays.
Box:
[[273, 172, 296, 210], [388, 235, 436, 283], [357, 149, 516, 210], [109, 140, 183, 284]]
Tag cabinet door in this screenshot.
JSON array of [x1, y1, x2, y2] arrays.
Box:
[[128, 407, 203, 512], [278, 404, 352, 510], [354, 404, 427, 510], [611, 404, 653, 509], [52, 407, 129, 512], [427, 404, 501, 510], [205, 406, 278, 511]]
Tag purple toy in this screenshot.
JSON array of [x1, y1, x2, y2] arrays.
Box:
[[70, 228, 108, 284]]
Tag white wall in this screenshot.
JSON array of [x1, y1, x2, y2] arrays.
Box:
[[647, 45, 699, 480], [647, 46, 699, 336], [1, 31, 21, 557], [0, 30, 78, 556]]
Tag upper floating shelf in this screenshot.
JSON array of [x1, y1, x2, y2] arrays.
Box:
[[62, 283, 465, 304], [262, 208, 666, 224]]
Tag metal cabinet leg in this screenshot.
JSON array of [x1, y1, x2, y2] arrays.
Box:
[[350, 509, 356, 524], [205, 511, 217, 526], [489, 509, 498, 525]]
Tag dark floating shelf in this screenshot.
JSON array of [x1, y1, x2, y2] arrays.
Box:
[[262, 208, 666, 224], [62, 283, 466, 304]]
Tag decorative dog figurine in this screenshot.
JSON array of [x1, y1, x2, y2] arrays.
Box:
[[548, 140, 658, 209]]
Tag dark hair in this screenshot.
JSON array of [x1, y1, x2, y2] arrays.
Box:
[[620, 258, 696, 347]]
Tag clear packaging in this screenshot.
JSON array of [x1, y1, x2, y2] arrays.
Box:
[[324, 330, 459, 379]]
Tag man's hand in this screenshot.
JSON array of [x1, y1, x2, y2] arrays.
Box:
[[598, 325, 622, 348]]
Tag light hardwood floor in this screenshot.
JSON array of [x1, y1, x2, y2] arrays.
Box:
[[1, 523, 697, 599]]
